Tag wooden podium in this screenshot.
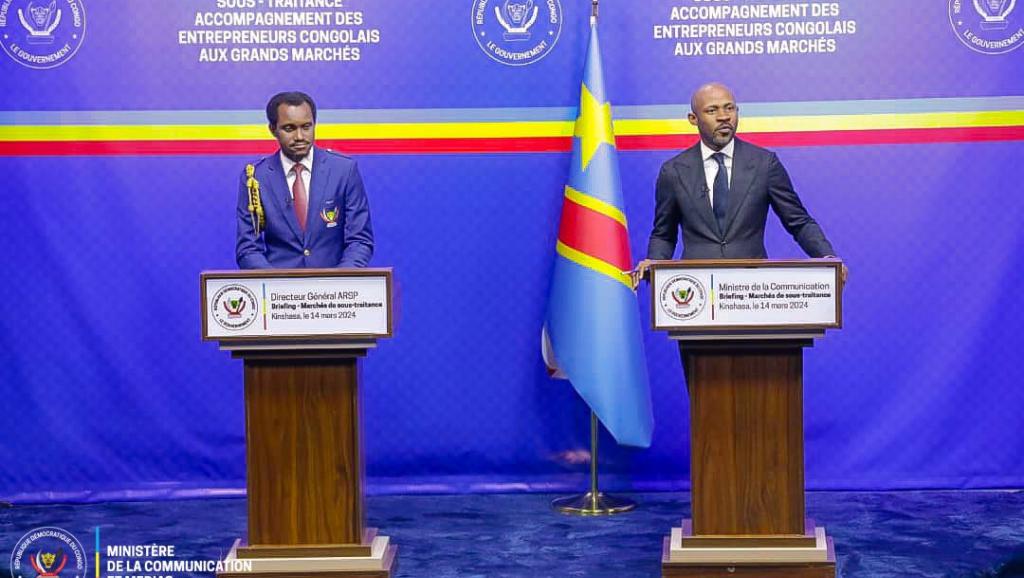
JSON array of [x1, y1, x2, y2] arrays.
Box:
[[201, 268, 397, 577], [649, 260, 843, 577]]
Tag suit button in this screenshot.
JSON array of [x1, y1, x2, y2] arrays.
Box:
[[303, 249, 311, 256], [720, 242, 727, 246]]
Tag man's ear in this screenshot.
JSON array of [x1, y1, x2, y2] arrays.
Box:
[[687, 112, 697, 127]]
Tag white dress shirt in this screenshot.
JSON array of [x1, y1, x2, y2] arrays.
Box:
[[700, 138, 734, 208], [279, 148, 313, 199]]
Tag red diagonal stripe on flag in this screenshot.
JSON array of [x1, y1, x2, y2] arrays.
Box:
[[557, 196, 633, 273]]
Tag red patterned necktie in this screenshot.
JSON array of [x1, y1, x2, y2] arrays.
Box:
[[292, 163, 308, 232]]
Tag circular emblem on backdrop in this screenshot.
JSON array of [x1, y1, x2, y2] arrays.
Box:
[[10, 527, 87, 578], [659, 275, 707, 322], [471, 0, 562, 66], [0, 0, 86, 69], [948, 0, 1024, 54], [211, 284, 259, 331]]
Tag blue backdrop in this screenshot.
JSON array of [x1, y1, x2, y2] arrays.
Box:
[[1, 0, 1022, 502]]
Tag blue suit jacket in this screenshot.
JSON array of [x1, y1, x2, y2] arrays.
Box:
[[236, 146, 374, 269], [647, 138, 835, 260]]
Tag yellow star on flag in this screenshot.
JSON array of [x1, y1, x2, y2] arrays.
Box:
[[573, 83, 615, 172]]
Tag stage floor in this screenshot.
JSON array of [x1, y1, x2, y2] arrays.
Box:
[[2, 490, 1022, 577]]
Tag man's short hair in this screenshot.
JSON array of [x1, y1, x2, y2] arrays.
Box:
[[266, 91, 317, 128]]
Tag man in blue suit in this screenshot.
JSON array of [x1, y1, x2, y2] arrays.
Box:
[[236, 91, 373, 269], [633, 83, 837, 285]]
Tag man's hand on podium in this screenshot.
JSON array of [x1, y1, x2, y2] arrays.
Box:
[[630, 259, 653, 290], [824, 256, 848, 286]]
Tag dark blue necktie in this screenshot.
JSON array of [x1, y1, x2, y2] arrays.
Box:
[[712, 152, 729, 234]]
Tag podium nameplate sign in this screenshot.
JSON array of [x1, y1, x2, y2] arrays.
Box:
[[202, 269, 392, 341], [650, 259, 842, 338]]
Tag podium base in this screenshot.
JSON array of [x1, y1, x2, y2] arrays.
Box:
[[661, 525, 835, 578], [218, 536, 396, 578]]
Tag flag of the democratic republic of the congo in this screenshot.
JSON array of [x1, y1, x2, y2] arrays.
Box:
[[542, 25, 653, 448]]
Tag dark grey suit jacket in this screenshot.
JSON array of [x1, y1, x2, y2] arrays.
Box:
[[646, 138, 835, 260]]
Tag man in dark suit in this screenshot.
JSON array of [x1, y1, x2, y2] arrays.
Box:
[[634, 83, 836, 285], [236, 91, 373, 269]]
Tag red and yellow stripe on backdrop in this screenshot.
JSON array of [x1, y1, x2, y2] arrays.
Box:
[[0, 105, 1022, 156]]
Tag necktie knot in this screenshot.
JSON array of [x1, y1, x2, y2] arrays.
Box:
[[292, 163, 304, 177], [712, 152, 726, 167]]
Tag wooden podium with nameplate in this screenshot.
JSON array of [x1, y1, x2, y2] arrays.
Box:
[[201, 268, 397, 577], [650, 259, 843, 578]]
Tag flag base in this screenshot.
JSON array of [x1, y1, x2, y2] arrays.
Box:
[[551, 491, 636, 516]]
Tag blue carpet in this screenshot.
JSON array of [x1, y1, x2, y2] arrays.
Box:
[[2, 491, 1023, 577]]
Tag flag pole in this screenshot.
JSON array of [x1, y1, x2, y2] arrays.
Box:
[[552, 411, 636, 515], [549, 0, 640, 516]]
